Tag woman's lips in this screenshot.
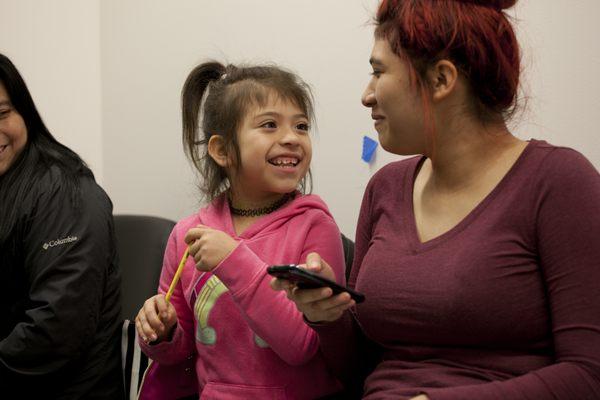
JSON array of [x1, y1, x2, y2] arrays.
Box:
[[372, 113, 385, 125]]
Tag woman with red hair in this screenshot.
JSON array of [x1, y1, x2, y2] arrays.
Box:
[[273, 0, 600, 398]]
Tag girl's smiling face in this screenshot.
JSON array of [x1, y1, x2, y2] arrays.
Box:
[[224, 95, 312, 206]]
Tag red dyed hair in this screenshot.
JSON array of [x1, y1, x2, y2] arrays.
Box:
[[375, 0, 520, 122]]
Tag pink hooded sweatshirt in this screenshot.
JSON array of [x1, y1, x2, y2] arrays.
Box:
[[139, 193, 344, 399]]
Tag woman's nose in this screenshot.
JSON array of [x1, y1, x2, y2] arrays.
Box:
[[361, 87, 376, 108]]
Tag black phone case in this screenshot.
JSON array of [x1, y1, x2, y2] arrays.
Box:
[[267, 265, 365, 303]]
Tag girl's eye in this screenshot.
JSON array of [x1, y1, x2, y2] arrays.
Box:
[[370, 70, 381, 77], [296, 123, 310, 132], [261, 121, 277, 129]]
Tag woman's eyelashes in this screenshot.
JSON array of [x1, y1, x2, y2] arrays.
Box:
[[0, 108, 11, 119]]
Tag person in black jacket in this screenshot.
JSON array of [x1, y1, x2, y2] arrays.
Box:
[[0, 53, 124, 399]]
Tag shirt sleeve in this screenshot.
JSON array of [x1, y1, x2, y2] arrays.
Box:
[[213, 211, 346, 367], [0, 175, 116, 376], [424, 149, 600, 399]]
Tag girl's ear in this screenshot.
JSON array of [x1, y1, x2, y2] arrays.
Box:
[[207, 135, 230, 167]]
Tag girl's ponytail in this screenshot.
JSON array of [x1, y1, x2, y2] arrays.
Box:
[[181, 61, 226, 169]]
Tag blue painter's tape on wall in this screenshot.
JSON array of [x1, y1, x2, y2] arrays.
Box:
[[362, 135, 378, 163]]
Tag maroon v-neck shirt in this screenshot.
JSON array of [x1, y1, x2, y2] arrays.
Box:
[[314, 140, 600, 399]]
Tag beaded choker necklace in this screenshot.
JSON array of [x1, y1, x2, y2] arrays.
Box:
[[229, 193, 294, 217]]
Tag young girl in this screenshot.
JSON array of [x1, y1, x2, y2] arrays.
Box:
[[135, 61, 345, 399]]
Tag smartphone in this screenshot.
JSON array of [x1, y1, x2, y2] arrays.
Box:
[[267, 264, 365, 303]]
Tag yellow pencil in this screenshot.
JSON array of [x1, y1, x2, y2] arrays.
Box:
[[165, 247, 190, 302]]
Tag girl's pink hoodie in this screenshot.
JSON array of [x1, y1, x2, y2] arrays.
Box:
[[139, 193, 345, 399]]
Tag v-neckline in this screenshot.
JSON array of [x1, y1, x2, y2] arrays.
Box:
[[405, 139, 536, 253]]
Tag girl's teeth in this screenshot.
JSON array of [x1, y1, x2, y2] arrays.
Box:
[[271, 157, 298, 166]]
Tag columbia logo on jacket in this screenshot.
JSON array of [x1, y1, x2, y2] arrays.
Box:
[[42, 236, 78, 250]]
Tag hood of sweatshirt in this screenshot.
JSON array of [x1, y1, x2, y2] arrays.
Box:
[[198, 192, 333, 240]]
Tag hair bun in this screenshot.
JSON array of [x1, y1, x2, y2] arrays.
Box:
[[461, 0, 517, 10]]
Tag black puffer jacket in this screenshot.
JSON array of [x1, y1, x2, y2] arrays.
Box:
[[0, 167, 124, 399]]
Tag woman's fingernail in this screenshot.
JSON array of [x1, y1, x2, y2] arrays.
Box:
[[308, 261, 319, 269], [151, 334, 157, 341]]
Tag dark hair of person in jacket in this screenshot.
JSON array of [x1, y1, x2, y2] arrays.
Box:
[[0, 53, 92, 244]]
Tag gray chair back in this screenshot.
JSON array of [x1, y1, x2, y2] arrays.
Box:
[[114, 214, 175, 321], [341, 233, 355, 282]]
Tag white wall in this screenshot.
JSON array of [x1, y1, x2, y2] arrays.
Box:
[[0, 0, 103, 182], [3, 0, 599, 238], [512, 1, 600, 166], [99, 0, 384, 238]]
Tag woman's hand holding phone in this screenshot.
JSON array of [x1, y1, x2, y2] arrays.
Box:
[[270, 252, 356, 323]]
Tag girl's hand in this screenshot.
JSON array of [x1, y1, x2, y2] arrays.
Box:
[[410, 396, 430, 400], [185, 225, 238, 271], [270, 252, 355, 323], [135, 294, 178, 343]]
